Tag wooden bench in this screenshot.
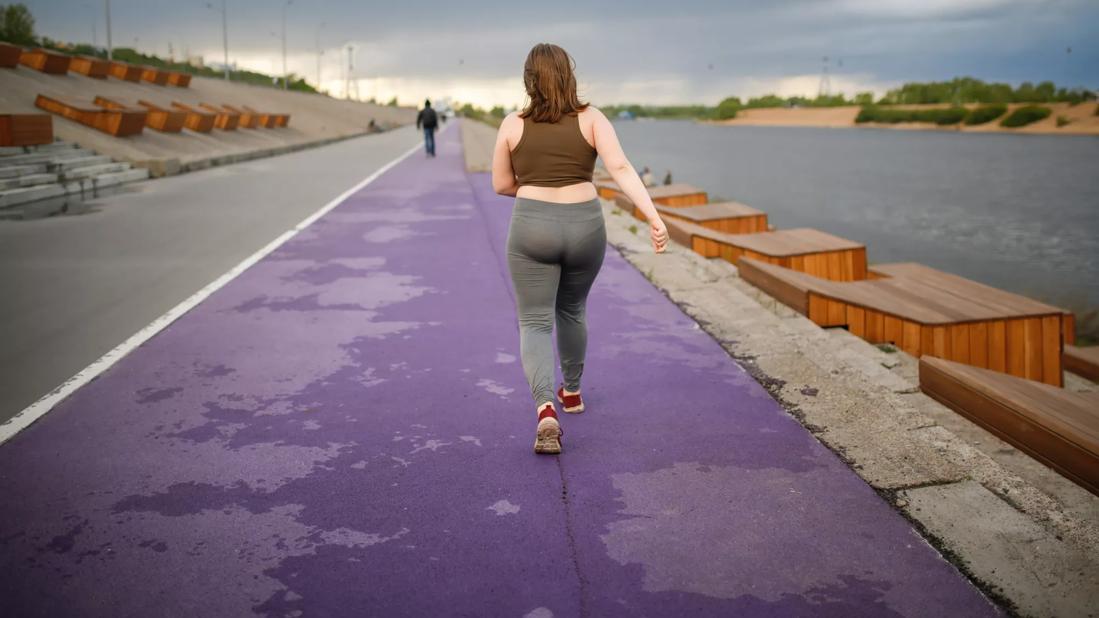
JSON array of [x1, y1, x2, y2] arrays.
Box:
[[920, 355, 1099, 496], [1064, 345, 1099, 382], [614, 195, 769, 234], [139, 66, 170, 86], [95, 96, 184, 133], [34, 94, 146, 137], [69, 55, 109, 78], [19, 48, 71, 74], [166, 71, 191, 87], [739, 257, 1070, 385], [108, 61, 142, 82], [0, 113, 53, 146], [241, 105, 277, 128], [169, 102, 216, 133], [198, 103, 239, 130], [0, 42, 21, 68], [223, 104, 258, 128], [666, 217, 866, 281], [600, 182, 707, 206]]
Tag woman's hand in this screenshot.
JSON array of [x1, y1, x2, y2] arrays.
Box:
[[650, 217, 669, 253]]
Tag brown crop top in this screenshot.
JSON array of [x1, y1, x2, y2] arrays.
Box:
[[510, 112, 597, 188]]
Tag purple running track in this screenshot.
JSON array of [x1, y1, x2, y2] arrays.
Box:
[[0, 122, 1001, 617]]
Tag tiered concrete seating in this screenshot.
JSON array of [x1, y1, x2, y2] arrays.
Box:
[[198, 103, 239, 130], [919, 356, 1099, 496], [69, 55, 109, 78], [0, 140, 148, 219], [169, 102, 216, 133], [19, 48, 71, 74], [34, 94, 146, 137], [0, 42, 21, 68], [739, 257, 1071, 385], [0, 113, 53, 147], [95, 96, 184, 133]]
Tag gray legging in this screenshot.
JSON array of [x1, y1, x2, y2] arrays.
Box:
[[505, 196, 607, 408]]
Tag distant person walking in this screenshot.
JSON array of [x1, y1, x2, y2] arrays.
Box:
[[416, 99, 439, 157], [641, 166, 654, 186], [663, 170, 673, 185], [492, 43, 669, 455]]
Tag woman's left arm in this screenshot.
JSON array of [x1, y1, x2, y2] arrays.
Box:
[[492, 113, 521, 196]]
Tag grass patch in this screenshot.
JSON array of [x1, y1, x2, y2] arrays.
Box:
[[963, 104, 1007, 125], [628, 224, 638, 235], [1056, 115, 1072, 127], [1000, 105, 1052, 128], [876, 344, 898, 354]]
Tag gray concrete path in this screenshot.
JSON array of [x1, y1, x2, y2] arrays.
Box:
[[0, 126, 421, 424]]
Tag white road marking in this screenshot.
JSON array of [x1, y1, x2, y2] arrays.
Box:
[[0, 126, 450, 446]]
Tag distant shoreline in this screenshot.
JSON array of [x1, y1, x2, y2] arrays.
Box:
[[705, 102, 1099, 135]]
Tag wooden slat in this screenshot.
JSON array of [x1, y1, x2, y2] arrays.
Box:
[[919, 356, 1099, 496], [1064, 345, 1099, 382], [0, 113, 53, 147]]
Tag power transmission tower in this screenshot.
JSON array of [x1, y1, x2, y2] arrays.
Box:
[[818, 55, 831, 98]]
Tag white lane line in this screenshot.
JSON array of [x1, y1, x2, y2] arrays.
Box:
[[0, 128, 442, 446]]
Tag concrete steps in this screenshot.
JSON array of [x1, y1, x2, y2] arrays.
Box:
[[0, 140, 149, 220]]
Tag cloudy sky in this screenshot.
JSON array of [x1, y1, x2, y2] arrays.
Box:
[[23, 0, 1099, 108]]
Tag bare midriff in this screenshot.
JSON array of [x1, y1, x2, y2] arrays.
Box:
[[516, 181, 598, 203]]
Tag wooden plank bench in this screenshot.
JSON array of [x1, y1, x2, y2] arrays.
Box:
[[166, 71, 191, 87], [0, 42, 22, 68], [223, 104, 258, 128], [69, 55, 109, 78], [0, 113, 53, 146], [108, 61, 142, 82], [599, 181, 707, 205], [34, 94, 146, 137], [198, 103, 239, 130], [241, 105, 277, 128], [139, 66, 170, 86], [19, 48, 71, 74], [1064, 345, 1099, 382], [169, 102, 216, 133], [665, 217, 866, 281], [919, 355, 1099, 496], [739, 257, 1070, 385], [614, 194, 769, 234], [95, 96, 184, 133]]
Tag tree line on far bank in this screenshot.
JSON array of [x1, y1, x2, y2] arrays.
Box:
[[601, 77, 1096, 123]]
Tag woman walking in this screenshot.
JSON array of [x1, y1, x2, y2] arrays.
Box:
[[491, 43, 669, 454]]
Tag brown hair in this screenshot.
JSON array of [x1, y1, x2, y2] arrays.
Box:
[[519, 43, 589, 123]]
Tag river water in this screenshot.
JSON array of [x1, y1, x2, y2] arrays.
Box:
[[611, 119, 1099, 336]]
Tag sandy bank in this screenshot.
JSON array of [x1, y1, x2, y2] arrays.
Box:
[[712, 102, 1099, 135]]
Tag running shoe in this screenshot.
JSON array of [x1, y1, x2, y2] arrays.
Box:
[[557, 385, 585, 414], [534, 403, 562, 454]]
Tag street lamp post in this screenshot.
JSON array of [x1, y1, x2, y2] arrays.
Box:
[[315, 22, 325, 92], [205, 1, 229, 81], [104, 0, 112, 60], [280, 0, 293, 90]]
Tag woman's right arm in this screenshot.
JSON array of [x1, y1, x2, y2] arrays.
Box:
[[589, 107, 668, 253]]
